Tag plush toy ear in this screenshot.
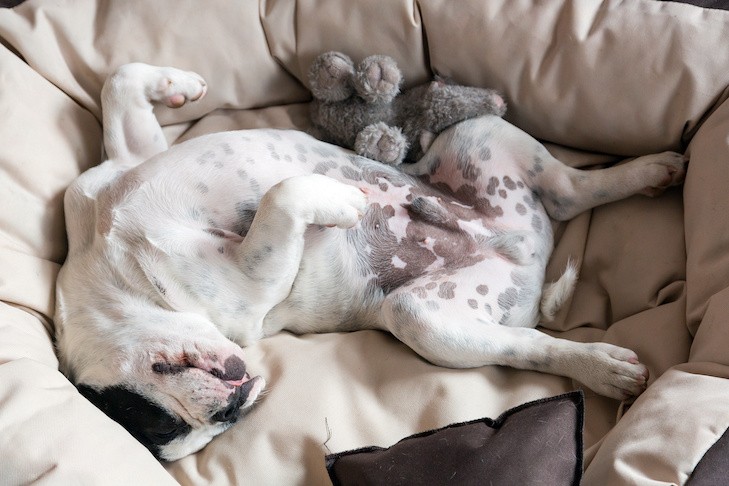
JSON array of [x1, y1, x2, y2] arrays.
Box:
[[308, 51, 356, 102]]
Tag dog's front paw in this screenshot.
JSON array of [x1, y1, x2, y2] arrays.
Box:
[[355, 122, 408, 165], [579, 343, 649, 400], [637, 151, 688, 197], [273, 174, 368, 229]]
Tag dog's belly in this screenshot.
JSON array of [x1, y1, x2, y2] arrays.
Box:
[[100, 128, 551, 337]]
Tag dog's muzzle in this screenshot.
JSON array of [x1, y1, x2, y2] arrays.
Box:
[[212, 374, 264, 423]]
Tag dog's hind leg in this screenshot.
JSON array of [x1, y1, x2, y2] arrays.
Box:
[[403, 116, 687, 221], [100, 63, 207, 164], [523, 149, 688, 221], [380, 265, 648, 400]]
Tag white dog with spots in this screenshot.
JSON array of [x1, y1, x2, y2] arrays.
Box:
[[55, 64, 687, 460]]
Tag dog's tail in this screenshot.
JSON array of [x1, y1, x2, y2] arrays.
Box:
[[540, 259, 579, 322]]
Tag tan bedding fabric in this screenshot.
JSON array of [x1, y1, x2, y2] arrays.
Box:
[[1, 0, 729, 484]]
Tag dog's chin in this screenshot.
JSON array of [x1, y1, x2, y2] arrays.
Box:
[[157, 422, 234, 461], [159, 376, 266, 461]]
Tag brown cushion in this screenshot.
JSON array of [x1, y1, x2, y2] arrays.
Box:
[[687, 425, 729, 485], [326, 391, 583, 486]]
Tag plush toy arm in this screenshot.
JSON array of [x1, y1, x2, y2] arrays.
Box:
[[421, 78, 507, 134]]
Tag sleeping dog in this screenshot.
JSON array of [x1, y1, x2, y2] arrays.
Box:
[[55, 63, 686, 461]]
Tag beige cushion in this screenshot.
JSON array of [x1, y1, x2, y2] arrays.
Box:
[[1, 0, 728, 483]]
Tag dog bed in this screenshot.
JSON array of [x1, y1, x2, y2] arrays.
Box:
[[1, 0, 728, 484]]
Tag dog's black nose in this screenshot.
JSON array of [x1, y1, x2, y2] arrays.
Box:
[[210, 355, 247, 382]]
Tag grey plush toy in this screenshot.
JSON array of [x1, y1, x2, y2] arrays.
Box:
[[308, 51, 507, 165]]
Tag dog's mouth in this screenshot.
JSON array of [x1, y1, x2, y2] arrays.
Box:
[[212, 374, 266, 423], [152, 354, 251, 383], [152, 355, 265, 420]]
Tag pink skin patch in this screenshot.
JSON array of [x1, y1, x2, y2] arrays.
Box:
[[165, 93, 187, 108], [153, 353, 251, 388]]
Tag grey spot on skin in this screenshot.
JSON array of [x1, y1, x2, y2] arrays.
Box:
[[217, 246, 225, 254], [438, 281, 457, 299], [314, 160, 337, 175], [531, 214, 543, 232], [412, 287, 427, 299], [221, 143, 234, 155], [533, 156, 545, 173], [515, 203, 527, 215], [461, 162, 481, 182], [266, 143, 281, 161], [341, 166, 362, 181], [484, 303, 492, 315], [196, 182, 209, 194], [503, 176, 517, 190], [197, 150, 216, 165], [486, 177, 499, 196], [499, 189, 507, 199], [467, 299, 478, 309], [523, 193, 538, 210], [478, 145, 492, 161], [476, 285, 489, 295], [497, 287, 519, 310], [237, 169, 248, 180], [425, 282, 437, 290]]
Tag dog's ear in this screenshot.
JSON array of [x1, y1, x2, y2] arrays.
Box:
[[77, 384, 190, 459]]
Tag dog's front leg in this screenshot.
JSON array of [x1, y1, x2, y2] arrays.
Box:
[[231, 174, 367, 321]]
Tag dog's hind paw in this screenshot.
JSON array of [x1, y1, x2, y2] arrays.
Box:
[[637, 151, 688, 197], [151, 67, 208, 108], [578, 343, 649, 400]]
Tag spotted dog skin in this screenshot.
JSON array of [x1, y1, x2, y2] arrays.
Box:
[[55, 64, 687, 460]]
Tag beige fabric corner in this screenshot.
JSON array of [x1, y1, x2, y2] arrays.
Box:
[[1, 0, 729, 484]]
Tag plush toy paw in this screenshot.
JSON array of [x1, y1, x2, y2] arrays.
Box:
[[308, 51, 356, 102], [353, 55, 402, 104], [355, 122, 408, 165]]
